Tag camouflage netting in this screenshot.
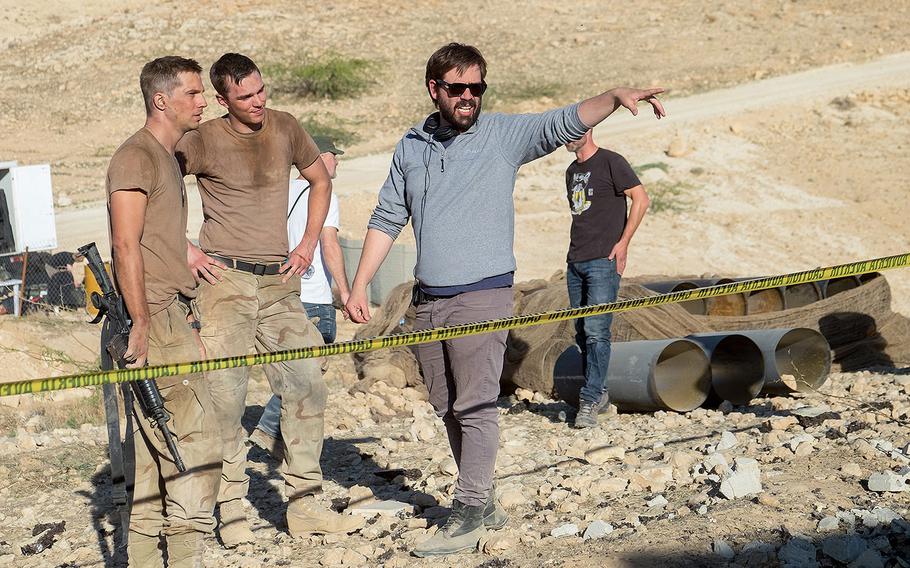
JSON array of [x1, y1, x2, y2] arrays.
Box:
[[353, 273, 910, 397]]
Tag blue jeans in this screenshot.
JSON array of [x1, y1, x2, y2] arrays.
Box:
[[566, 257, 620, 405], [257, 302, 336, 438]]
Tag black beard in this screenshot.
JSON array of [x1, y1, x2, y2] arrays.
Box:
[[439, 99, 481, 132]]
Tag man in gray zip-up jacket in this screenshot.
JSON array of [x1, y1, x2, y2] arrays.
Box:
[[345, 43, 665, 557]]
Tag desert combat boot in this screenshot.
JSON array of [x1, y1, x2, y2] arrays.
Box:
[[127, 533, 163, 567], [413, 500, 487, 557], [287, 495, 366, 536], [164, 533, 204, 568], [217, 499, 255, 548]]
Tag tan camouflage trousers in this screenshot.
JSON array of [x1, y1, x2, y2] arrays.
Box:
[[194, 268, 327, 505], [129, 300, 221, 541]]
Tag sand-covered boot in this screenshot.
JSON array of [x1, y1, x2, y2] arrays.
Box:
[[127, 532, 163, 568], [217, 499, 255, 548], [287, 496, 365, 536], [164, 532, 203, 568], [413, 500, 487, 557], [248, 427, 284, 462]]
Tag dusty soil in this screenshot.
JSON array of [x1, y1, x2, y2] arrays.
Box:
[[1, 1, 909, 567]]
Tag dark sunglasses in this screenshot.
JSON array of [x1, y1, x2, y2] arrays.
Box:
[[435, 79, 487, 97]]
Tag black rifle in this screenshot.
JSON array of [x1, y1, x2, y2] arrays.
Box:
[[79, 242, 186, 472]]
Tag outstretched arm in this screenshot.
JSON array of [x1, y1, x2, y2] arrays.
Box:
[[578, 87, 666, 127]]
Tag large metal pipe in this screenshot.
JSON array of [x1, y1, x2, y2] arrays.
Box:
[[553, 339, 711, 412], [642, 278, 748, 316], [821, 276, 862, 298], [702, 278, 748, 317], [642, 280, 706, 315], [732, 328, 831, 394], [783, 282, 823, 309], [745, 288, 785, 314], [686, 333, 765, 405], [727, 276, 786, 314]]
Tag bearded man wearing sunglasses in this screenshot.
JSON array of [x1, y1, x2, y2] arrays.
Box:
[[344, 42, 665, 557]]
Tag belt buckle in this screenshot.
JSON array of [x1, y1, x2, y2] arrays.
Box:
[[252, 263, 267, 276]]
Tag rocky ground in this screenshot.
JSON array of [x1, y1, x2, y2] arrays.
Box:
[[1, 348, 909, 567]]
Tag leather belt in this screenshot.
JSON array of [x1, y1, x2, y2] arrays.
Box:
[[210, 254, 283, 276], [411, 283, 456, 306]]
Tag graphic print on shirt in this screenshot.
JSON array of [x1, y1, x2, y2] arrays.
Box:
[[569, 171, 592, 215]]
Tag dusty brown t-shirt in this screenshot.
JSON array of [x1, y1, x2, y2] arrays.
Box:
[[106, 128, 196, 315], [176, 108, 320, 263]]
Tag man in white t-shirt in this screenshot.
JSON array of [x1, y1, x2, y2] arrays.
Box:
[[252, 136, 349, 453]]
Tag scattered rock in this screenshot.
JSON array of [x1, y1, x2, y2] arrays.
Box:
[[756, 493, 781, 509], [438, 457, 458, 477], [866, 471, 908, 492], [778, 537, 818, 568], [719, 457, 762, 499], [840, 463, 862, 477], [739, 541, 776, 565], [550, 523, 579, 538], [768, 416, 799, 431], [481, 533, 515, 554], [584, 445, 625, 465], [591, 478, 628, 494], [630, 465, 674, 492], [703, 453, 729, 474], [821, 534, 868, 564], [409, 420, 436, 442], [646, 495, 668, 508], [817, 516, 839, 532], [582, 520, 613, 540], [849, 548, 885, 568], [665, 135, 690, 157], [346, 500, 413, 518], [716, 431, 738, 451], [712, 539, 735, 560], [871, 507, 901, 525], [498, 487, 525, 509]]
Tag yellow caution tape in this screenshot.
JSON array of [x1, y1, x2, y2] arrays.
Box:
[[1, 252, 908, 397]]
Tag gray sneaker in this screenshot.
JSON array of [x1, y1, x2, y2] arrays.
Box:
[[573, 394, 610, 429], [413, 500, 487, 557], [482, 484, 508, 530]]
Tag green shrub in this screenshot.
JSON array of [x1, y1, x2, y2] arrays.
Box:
[[298, 116, 358, 148], [647, 180, 697, 214], [266, 55, 373, 99], [633, 162, 669, 176]]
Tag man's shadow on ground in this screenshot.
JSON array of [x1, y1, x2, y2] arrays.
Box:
[[240, 404, 435, 532]]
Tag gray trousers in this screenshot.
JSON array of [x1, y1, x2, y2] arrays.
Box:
[[412, 287, 513, 507]]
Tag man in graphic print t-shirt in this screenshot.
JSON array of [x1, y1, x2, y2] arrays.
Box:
[[564, 129, 650, 428]]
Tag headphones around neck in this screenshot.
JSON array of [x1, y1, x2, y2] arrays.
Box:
[[423, 113, 459, 142]]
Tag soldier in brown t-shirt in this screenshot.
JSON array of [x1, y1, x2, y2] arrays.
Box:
[[175, 53, 364, 545], [106, 56, 221, 568]]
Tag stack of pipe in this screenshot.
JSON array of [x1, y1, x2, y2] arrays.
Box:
[[553, 327, 832, 412], [641, 274, 874, 317]]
